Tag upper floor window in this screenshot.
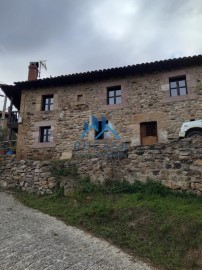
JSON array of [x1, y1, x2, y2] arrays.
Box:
[[107, 86, 121, 105], [42, 95, 53, 111], [169, 77, 187, 97], [40, 126, 51, 142]]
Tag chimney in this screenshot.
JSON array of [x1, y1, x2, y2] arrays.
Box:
[[28, 62, 39, 81]]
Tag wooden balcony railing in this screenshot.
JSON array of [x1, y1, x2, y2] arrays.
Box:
[[7, 111, 19, 134], [8, 111, 19, 124]]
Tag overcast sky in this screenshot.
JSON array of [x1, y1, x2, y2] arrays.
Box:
[[0, 0, 202, 108]]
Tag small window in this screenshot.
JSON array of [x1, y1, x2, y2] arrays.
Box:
[[169, 77, 187, 97], [42, 95, 53, 111], [140, 122, 158, 145], [77, 94, 83, 102], [107, 86, 121, 105], [40, 126, 51, 142]]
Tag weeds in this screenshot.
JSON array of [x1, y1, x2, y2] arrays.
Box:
[[75, 178, 177, 197], [50, 160, 78, 177]]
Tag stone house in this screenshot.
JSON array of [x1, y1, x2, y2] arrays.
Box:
[[1, 55, 202, 161]]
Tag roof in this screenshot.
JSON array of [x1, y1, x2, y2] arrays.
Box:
[[1, 54, 202, 110]]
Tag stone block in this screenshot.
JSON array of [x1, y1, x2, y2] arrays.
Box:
[[194, 159, 202, 166], [174, 162, 182, 169], [195, 183, 202, 192], [181, 182, 190, 191], [60, 151, 73, 160], [171, 182, 181, 190], [179, 155, 190, 161], [162, 181, 172, 188], [48, 182, 57, 188]]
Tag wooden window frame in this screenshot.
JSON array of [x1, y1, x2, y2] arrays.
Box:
[[107, 86, 121, 105], [140, 121, 158, 145], [169, 76, 187, 97], [42, 95, 54, 111], [40, 126, 51, 142], [140, 122, 157, 137]]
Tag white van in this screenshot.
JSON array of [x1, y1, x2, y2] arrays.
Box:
[[179, 120, 202, 138]]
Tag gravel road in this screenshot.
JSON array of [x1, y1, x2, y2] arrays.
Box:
[[0, 191, 155, 270]]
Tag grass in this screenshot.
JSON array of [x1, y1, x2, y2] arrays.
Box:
[[15, 180, 202, 270]]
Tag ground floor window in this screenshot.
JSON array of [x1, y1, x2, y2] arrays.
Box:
[[40, 126, 51, 142], [140, 121, 158, 145]]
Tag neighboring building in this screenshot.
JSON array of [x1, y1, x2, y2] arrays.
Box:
[[1, 55, 202, 160]]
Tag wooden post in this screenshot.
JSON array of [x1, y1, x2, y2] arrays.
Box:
[[0, 95, 7, 128], [8, 97, 13, 141]]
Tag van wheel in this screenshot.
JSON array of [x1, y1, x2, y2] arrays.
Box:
[[187, 131, 202, 138]]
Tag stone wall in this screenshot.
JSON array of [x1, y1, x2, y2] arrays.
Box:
[[71, 138, 202, 195], [0, 138, 202, 195], [0, 157, 58, 194], [16, 65, 202, 161]]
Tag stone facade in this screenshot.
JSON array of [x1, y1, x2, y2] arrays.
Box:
[[0, 139, 202, 196], [15, 65, 202, 161]]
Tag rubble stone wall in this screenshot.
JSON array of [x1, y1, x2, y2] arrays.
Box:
[[0, 157, 58, 194], [0, 139, 202, 195], [73, 138, 202, 196]]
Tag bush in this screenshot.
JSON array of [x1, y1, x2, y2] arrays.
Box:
[[51, 160, 78, 177], [75, 176, 97, 193]]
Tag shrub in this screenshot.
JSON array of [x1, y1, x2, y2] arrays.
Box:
[[51, 160, 78, 177], [75, 175, 97, 193]]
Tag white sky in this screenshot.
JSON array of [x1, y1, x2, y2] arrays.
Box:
[[0, 0, 202, 109]]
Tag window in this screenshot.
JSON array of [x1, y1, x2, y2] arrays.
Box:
[[140, 122, 158, 145], [40, 126, 51, 142], [169, 77, 187, 97], [42, 95, 53, 111], [107, 86, 121, 105], [77, 94, 83, 102], [141, 122, 157, 137]]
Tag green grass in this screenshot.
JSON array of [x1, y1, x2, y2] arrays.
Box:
[[15, 180, 202, 270]]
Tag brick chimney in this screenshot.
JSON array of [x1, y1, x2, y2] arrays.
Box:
[[28, 62, 39, 81]]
